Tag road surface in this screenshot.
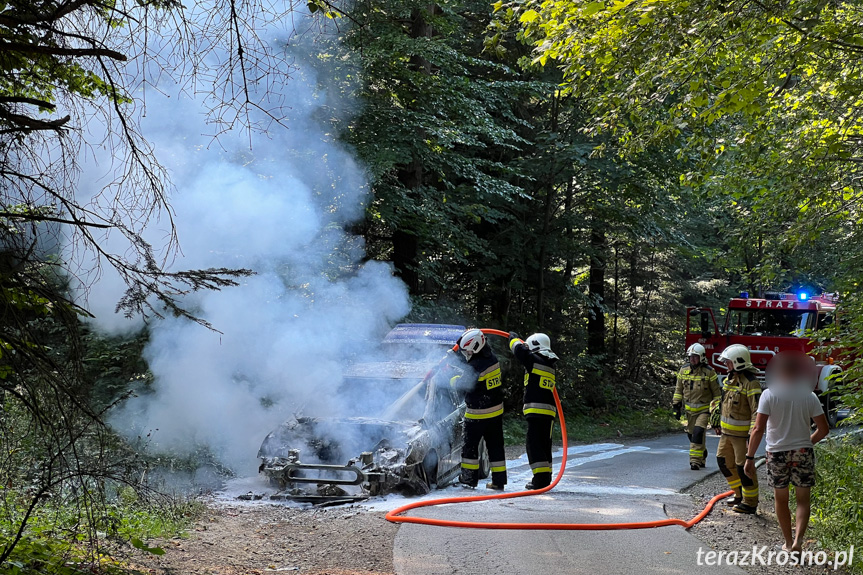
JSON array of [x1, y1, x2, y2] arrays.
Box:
[[392, 431, 765, 575]]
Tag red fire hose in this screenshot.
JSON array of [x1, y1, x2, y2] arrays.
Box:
[[384, 328, 734, 530]]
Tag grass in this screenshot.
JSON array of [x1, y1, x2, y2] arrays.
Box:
[[811, 434, 863, 574], [503, 406, 681, 446], [0, 488, 204, 575]]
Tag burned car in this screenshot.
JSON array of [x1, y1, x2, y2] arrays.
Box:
[[257, 324, 492, 503]]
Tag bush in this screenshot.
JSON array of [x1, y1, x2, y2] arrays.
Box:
[[812, 435, 863, 574], [502, 406, 679, 446], [0, 486, 201, 575]]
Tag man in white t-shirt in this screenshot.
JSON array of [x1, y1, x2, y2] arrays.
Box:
[[744, 351, 829, 554]]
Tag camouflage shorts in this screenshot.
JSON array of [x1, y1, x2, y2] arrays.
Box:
[[766, 448, 816, 489]]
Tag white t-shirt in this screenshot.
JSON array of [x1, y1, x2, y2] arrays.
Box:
[[756, 387, 824, 453]]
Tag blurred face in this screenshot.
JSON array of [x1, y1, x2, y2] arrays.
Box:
[[689, 354, 700, 367], [723, 359, 735, 372], [765, 350, 816, 390]]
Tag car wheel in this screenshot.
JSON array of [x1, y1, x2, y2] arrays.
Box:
[[477, 438, 491, 479], [422, 450, 439, 487]]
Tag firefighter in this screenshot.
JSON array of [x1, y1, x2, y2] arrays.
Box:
[[452, 329, 507, 490], [508, 332, 559, 490], [672, 343, 721, 470], [715, 344, 762, 514]]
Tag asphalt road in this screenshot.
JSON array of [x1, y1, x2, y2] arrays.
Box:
[[393, 431, 766, 575]]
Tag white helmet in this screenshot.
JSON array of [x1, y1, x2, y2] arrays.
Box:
[[526, 333, 559, 360], [457, 329, 486, 361], [686, 343, 706, 363], [719, 344, 753, 372]]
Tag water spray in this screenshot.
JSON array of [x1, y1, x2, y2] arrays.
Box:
[[385, 328, 735, 530]]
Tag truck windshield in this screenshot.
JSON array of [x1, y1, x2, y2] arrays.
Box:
[[726, 310, 814, 337]]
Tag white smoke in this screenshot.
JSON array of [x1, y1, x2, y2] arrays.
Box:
[[73, 16, 412, 472]]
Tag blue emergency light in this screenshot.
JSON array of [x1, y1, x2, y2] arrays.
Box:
[[798, 291, 809, 301]]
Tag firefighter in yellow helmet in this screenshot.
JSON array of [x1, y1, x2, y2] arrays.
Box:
[[673, 343, 721, 470], [716, 344, 762, 514]]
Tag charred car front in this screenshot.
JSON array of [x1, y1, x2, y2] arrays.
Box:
[[257, 324, 491, 503]]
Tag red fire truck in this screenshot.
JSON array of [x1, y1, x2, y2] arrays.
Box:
[[686, 291, 844, 425]]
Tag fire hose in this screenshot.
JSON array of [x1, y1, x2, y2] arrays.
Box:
[[384, 328, 735, 530]]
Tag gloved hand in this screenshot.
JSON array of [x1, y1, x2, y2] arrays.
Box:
[[709, 406, 721, 429], [509, 331, 521, 341], [672, 403, 682, 419]]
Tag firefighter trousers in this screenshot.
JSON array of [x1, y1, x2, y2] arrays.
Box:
[[686, 412, 709, 465], [717, 433, 759, 507], [526, 414, 554, 488], [461, 415, 507, 487]]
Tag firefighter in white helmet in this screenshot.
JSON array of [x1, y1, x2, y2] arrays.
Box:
[[716, 344, 762, 514], [508, 331, 559, 490], [673, 343, 721, 470], [451, 329, 507, 490]]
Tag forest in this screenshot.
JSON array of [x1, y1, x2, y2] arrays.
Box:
[[1, 0, 862, 572]]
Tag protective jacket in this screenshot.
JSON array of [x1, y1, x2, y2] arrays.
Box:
[[673, 363, 721, 415], [459, 347, 504, 420], [720, 370, 762, 437], [510, 339, 557, 417]]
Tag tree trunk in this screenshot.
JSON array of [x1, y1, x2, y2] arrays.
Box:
[[391, 7, 435, 295], [393, 228, 419, 293], [612, 242, 620, 356], [536, 90, 559, 324], [587, 222, 607, 357]]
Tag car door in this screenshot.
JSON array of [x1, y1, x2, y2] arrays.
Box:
[[428, 385, 465, 485]]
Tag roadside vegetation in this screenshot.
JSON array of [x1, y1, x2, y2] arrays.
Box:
[[811, 434, 863, 570], [2, 0, 863, 572], [503, 408, 679, 446]]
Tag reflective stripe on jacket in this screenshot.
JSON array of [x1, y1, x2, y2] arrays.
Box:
[[462, 347, 504, 417], [673, 363, 721, 414], [720, 370, 762, 437], [511, 339, 558, 418]]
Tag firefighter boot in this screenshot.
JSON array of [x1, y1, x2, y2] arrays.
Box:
[[733, 502, 758, 514], [688, 422, 708, 469], [459, 468, 478, 488], [737, 463, 759, 512]]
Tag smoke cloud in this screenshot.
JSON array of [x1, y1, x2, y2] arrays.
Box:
[[74, 16, 412, 473]]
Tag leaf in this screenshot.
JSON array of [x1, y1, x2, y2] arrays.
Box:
[[583, 2, 605, 16], [520, 9, 540, 23], [131, 538, 166, 555]]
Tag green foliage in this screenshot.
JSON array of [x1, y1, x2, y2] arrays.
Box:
[[812, 435, 863, 571], [0, 485, 200, 574], [82, 330, 151, 410], [508, 0, 863, 420], [503, 406, 678, 445], [336, 0, 723, 413]]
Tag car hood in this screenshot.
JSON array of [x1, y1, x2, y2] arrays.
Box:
[[257, 416, 424, 464]]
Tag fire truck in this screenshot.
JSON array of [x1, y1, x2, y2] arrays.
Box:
[[686, 291, 844, 425]]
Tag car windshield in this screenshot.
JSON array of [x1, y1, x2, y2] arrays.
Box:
[[726, 310, 814, 337], [338, 375, 423, 419]]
